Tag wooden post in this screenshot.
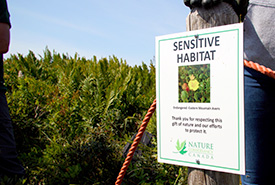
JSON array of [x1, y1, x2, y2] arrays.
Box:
[[186, 2, 240, 185], [186, 2, 238, 31]]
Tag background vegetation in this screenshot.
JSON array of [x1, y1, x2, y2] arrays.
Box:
[[3, 49, 187, 184]]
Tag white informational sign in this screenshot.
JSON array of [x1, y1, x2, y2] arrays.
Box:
[[156, 23, 244, 174]]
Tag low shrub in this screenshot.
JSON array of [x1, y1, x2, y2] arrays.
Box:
[[3, 49, 187, 184]]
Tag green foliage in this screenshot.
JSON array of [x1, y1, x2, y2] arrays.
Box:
[[3, 49, 187, 184]]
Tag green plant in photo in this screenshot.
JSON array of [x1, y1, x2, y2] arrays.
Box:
[[178, 64, 210, 103]]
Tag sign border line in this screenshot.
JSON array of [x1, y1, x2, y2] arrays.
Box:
[[157, 27, 242, 172]]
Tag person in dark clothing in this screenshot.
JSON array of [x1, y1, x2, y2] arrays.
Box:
[[0, 0, 25, 178]]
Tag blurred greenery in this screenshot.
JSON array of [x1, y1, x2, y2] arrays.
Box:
[[2, 49, 188, 184]]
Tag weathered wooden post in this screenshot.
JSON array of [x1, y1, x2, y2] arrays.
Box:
[[186, 2, 240, 185]]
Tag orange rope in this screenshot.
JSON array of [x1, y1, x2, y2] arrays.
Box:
[[115, 61, 275, 185], [244, 60, 275, 80], [115, 99, 157, 185]]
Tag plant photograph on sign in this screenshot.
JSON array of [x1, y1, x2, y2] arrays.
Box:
[[178, 64, 210, 103]]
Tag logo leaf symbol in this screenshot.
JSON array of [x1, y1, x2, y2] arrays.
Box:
[[176, 139, 181, 151], [176, 139, 187, 155]]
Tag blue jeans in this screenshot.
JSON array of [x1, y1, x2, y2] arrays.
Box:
[[0, 90, 24, 177], [241, 67, 275, 184]]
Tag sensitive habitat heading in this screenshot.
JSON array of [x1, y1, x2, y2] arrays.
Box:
[[173, 35, 220, 63]]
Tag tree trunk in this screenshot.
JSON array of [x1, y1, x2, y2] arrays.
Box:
[[186, 2, 240, 185]]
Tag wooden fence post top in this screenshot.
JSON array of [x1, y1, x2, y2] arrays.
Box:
[[186, 2, 239, 31]]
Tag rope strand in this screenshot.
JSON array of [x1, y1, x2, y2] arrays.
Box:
[[244, 60, 275, 80], [115, 99, 156, 185]]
